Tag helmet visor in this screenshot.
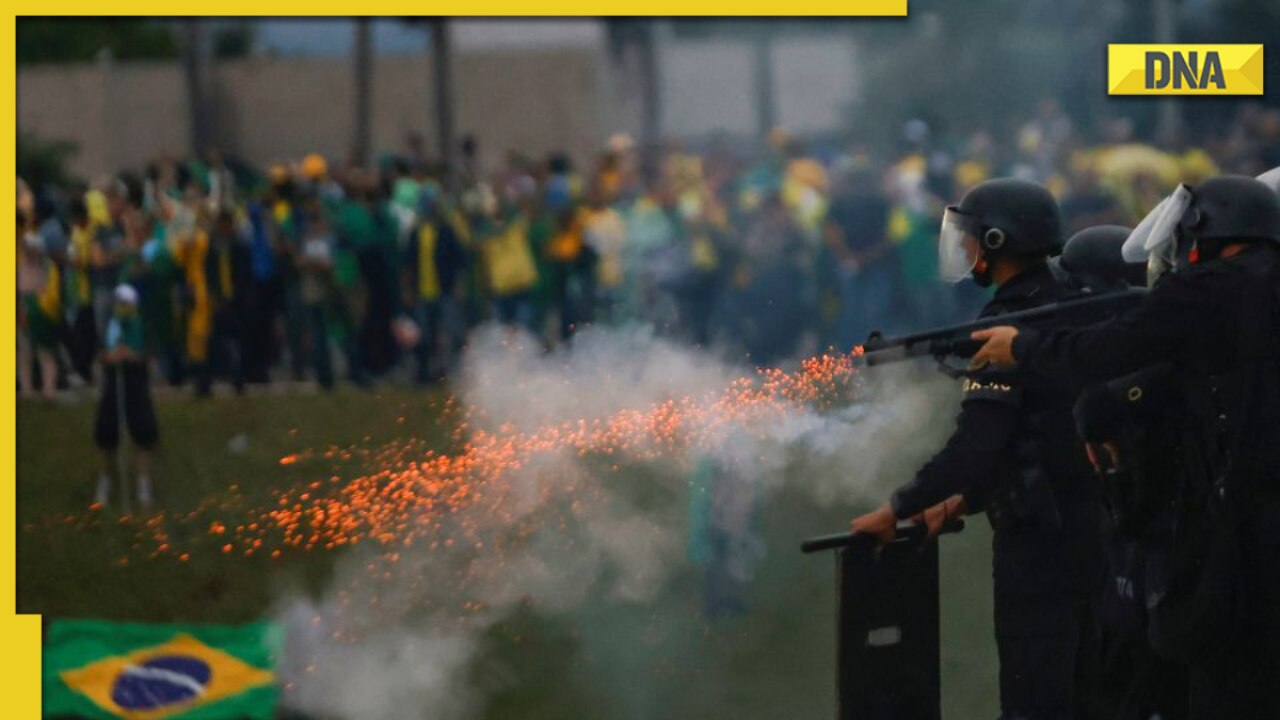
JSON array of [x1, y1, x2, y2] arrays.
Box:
[[938, 206, 981, 283], [1257, 166, 1280, 195], [1122, 185, 1193, 287]]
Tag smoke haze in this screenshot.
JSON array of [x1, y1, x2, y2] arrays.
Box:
[[276, 324, 960, 719]]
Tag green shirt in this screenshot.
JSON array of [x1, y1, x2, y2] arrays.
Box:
[[105, 313, 145, 354]]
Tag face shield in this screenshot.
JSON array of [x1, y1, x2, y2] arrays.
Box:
[[1257, 166, 1280, 195], [1121, 185, 1192, 285], [938, 206, 982, 283]]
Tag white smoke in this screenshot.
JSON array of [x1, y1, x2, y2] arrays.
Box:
[[459, 325, 741, 434], [275, 324, 959, 719]]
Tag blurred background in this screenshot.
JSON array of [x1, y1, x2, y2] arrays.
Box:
[[15, 8, 1280, 720], [16, 11, 1280, 397]]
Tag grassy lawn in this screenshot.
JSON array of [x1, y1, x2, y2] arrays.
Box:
[[18, 386, 998, 718]]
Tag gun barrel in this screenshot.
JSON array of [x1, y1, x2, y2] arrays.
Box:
[[859, 288, 1147, 364], [857, 337, 984, 367]]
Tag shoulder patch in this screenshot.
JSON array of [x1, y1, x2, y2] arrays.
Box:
[[961, 370, 1023, 405]]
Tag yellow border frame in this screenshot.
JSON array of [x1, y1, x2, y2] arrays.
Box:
[[8, 8, 907, 717], [21, 3, 907, 16], [6, 13, 43, 718]]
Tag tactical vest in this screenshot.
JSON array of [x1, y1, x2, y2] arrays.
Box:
[[984, 288, 1109, 534], [983, 410, 1064, 533]]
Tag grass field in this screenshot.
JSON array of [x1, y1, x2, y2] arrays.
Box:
[[18, 386, 999, 718]]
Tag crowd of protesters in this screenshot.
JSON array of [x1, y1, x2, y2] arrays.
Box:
[[18, 102, 1280, 404]]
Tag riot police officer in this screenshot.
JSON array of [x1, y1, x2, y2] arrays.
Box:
[[972, 175, 1280, 720], [1074, 361, 1191, 720], [1057, 224, 1189, 719], [851, 178, 1105, 720], [1052, 224, 1148, 292]]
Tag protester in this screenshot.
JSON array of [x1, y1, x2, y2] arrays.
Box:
[[16, 102, 1277, 402], [479, 197, 540, 333], [580, 183, 628, 325], [18, 221, 60, 400], [824, 158, 894, 348], [196, 208, 250, 396], [93, 284, 158, 509], [403, 191, 467, 383], [295, 202, 338, 389], [63, 197, 99, 382]]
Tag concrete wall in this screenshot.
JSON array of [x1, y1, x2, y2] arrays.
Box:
[[18, 49, 603, 179], [18, 60, 189, 179], [657, 34, 858, 139], [17, 28, 860, 180], [773, 38, 859, 136]]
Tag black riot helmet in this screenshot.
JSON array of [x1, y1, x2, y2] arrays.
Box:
[[1179, 175, 1280, 262], [939, 178, 1063, 286], [1125, 171, 1280, 285], [1057, 225, 1146, 291]]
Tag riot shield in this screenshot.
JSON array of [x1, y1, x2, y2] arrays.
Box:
[[802, 521, 964, 720]]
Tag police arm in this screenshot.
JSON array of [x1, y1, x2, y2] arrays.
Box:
[[981, 276, 1199, 385], [848, 381, 1021, 548], [917, 494, 968, 539], [889, 391, 1021, 519]]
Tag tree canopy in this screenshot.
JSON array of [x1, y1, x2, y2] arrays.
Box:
[[17, 18, 178, 64]]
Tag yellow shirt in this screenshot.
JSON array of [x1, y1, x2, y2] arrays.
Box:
[[416, 225, 442, 301], [69, 225, 94, 305], [36, 261, 61, 319], [582, 207, 627, 288], [482, 217, 539, 297], [173, 229, 212, 360], [546, 213, 585, 263]]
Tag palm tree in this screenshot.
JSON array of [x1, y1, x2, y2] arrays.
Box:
[[179, 19, 213, 156], [352, 17, 373, 167], [430, 19, 455, 188], [605, 20, 662, 177]]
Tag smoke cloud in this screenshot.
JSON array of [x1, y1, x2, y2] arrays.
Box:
[[275, 324, 959, 719]]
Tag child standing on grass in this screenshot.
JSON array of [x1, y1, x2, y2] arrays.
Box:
[[93, 284, 159, 510]]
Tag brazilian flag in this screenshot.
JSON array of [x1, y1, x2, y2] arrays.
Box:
[[43, 620, 280, 719]]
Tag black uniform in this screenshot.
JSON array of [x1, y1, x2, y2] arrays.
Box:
[[891, 261, 1106, 720], [1013, 244, 1280, 720], [1057, 223, 1188, 719], [1074, 364, 1189, 720]]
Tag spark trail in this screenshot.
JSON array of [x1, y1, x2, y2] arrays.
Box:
[[245, 349, 861, 558], [37, 345, 864, 566]]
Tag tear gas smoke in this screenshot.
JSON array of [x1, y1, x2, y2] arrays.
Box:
[[275, 324, 959, 719]]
